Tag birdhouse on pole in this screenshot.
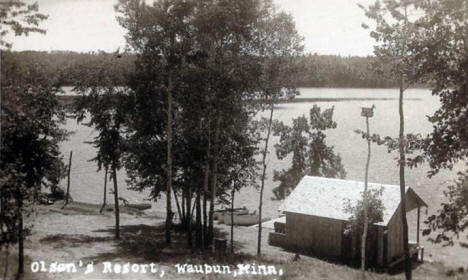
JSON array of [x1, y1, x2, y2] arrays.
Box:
[[361, 105, 376, 118]]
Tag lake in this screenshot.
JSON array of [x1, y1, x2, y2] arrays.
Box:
[[59, 87, 464, 223]]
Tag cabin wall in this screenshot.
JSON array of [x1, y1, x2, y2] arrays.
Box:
[[285, 212, 343, 258], [387, 205, 405, 261]]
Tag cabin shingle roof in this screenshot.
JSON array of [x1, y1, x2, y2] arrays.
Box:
[[278, 176, 427, 226]]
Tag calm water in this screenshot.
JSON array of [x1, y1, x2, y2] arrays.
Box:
[[59, 87, 463, 219], [58, 87, 467, 265]]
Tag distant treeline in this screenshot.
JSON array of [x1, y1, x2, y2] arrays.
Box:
[[297, 54, 401, 88], [5, 51, 404, 88]]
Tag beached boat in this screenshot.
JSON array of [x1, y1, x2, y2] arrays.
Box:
[[224, 212, 266, 226], [216, 208, 249, 224], [125, 203, 152, 210]]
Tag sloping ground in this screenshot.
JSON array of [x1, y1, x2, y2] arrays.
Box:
[[0, 202, 466, 280]]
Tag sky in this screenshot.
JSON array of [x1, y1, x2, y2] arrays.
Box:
[[8, 0, 378, 56]]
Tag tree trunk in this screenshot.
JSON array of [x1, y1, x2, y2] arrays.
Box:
[[399, 80, 411, 280], [230, 187, 235, 254], [166, 69, 174, 244], [186, 183, 192, 247], [196, 186, 202, 248], [17, 196, 24, 278], [3, 245, 9, 280], [257, 102, 274, 256], [100, 167, 108, 213], [63, 150, 72, 208], [361, 115, 371, 278], [173, 188, 183, 224], [202, 196, 207, 247], [181, 188, 186, 226], [202, 127, 211, 249], [112, 165, 120, 239], [209, 117, 221, 249]]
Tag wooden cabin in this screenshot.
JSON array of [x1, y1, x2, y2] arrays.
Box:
[[268, 176, 428, 267]]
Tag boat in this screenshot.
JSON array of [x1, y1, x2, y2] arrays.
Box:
[[224, 212, 268, 226], [125, 203, 152, 210], [216, 207, 248, 224]]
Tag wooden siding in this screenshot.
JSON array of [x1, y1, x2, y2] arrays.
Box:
[[387, 205, 404, 261], [285, 212, 343, 258]]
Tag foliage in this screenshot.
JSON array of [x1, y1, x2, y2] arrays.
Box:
[[407, 0, 468, 247], [297, 54, 402, 88], [0, 0, 48, 49], [360, 2, 425, 278], [271, 105, 346, 200], [71, 51, 130, 172], [354, 130, 425, 169], [0, 51, 67, 260], [69, 50, 130, 239], [343, 188, 385, 234], [423, 169, 468, 246], [3, 50, 415, 88], [116, 0, 272, 245], [406, 0, 468, 176]]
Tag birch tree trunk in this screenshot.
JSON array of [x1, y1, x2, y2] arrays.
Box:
[[209, 117, 221, 249], [230, 187, 235, 253], [399, 79, 411, 280], [112, 165, 120, 240], [257, 101, 274, 256], [400, 4, 411, 279], [166, 69, 173, 244]]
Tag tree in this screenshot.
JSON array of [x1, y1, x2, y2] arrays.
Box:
[[0, 3, 67, 278], [271, 105, 346, 200], [253, 7, 304, 256], [343, 187, 385, 270], [360, 1, 425, 278], [71, 51, 130, 240], [423, 170, 468, 245], [0, 0, 48, 49], [409, 0, 468, 244], [117, 0, 271, 249], [1, 52, 67, 278], [344, 187, 385, 236]]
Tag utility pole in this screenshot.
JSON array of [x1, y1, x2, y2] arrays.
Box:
[[360, 105, 375, 279]]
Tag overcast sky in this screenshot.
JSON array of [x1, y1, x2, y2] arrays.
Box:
[[9, 0, 378, 56]]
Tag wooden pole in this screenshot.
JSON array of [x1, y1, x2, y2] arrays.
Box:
[[361, 115, 371, 278], [63, 151, 72, 208]]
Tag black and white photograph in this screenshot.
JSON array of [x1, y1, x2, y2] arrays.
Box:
[[1, 0, 467, 279]]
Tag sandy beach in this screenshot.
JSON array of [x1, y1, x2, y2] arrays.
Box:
[[1, 200, 467, 280]]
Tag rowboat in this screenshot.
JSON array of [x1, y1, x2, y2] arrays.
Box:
[[125, 203, 152, 210], [224, 212, 263, 226], [216, 208, 248, 224]]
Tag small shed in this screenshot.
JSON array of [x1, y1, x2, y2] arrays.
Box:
[[268, 176, 427, 266]]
